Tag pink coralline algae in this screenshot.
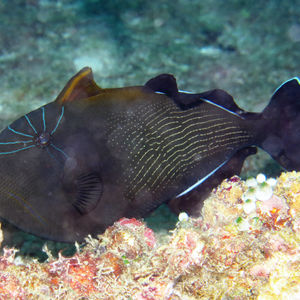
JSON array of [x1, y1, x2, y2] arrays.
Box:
[[0, 172, 299, 299]]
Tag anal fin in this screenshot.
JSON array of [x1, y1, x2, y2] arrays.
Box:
[[168, 147, 257, 216]]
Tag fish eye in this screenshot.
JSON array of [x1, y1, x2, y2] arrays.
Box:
[[34, 132, 51, 148]]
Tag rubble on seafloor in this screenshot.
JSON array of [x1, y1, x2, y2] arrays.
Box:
[[0, 172, 299, 299]]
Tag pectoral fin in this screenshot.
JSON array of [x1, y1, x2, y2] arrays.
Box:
[[72, 172, 103, 215]]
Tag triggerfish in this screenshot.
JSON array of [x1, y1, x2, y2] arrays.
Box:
[[0, 67, 299, 242]]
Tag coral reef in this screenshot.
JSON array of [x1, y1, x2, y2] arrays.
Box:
[[0, 172, 299, 299]]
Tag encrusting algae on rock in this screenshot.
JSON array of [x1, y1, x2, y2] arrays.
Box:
[[0, 172, 299, 299]]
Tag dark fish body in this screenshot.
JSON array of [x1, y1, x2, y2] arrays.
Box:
[[0, 68, 299, 242]]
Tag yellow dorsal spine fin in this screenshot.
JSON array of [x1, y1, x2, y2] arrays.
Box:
[[55, 67, 102, 104]]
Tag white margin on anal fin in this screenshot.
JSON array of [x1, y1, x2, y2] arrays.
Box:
[[176, 159, 228, 198]]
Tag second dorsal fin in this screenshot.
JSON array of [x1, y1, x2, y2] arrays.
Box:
[[56, 67, 102, 104], [145, 74, 179, 97], [145, 74, 244, 114], [197, 89, 245, 114]]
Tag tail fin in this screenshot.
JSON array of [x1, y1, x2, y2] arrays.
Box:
[[259, 77, 300, 170]]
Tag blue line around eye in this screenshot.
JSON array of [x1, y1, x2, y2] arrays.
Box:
[[51, 106, 64, 135], [0, 140, 32, 144], [25, 114, 38, 134], [50, 143, 68, 158], [0, 144, 36, 155], [8, 125, 34, 138], [41, 107, 46, 132], [46, 147, 64, 166]]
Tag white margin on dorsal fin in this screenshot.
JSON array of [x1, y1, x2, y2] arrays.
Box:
[[179, 89, 244, 119], [272, 77, 300, 95]]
